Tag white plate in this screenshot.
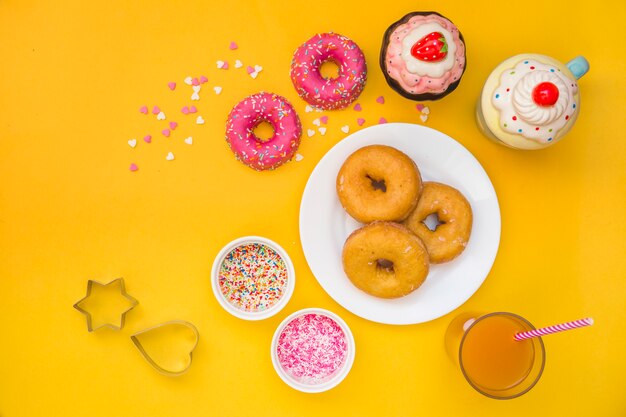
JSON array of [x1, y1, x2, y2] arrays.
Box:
[[299, 123, 501, 325]]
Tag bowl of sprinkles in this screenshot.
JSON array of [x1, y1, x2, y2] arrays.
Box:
[[211, 236, 295, 320], [271, 308, 355, 393]]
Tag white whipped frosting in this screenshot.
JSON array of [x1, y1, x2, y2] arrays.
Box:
[[401, 22, 456, 78]]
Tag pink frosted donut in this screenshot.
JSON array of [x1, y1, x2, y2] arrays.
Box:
[[225, 92, 302, 171], [290, 33, 367, 110]]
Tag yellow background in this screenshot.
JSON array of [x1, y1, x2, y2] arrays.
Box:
[[1, 0, 625, 415]]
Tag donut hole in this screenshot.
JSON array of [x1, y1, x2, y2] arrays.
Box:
[[320, 59, 341, 80], [376, 258, 394, 273], [422, 212, 445, 231], [366, 175, 387, 192], [252, 121, 275, 143]]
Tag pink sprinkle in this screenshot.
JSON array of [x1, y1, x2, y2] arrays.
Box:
[[416, 104, 425, 112], [353, 103, 362, 112], [152, 106, 160, 115], [220, 61, 229, 70], [189, 105, 198, 114], [192, 77, 200, 86], [169, 121, 178, 130], [139, 105, 149, 114], [143, 135, 152, 143], [200, 75, 208, 83], [129, 163, 139, 172], [357, 118, 365, 126], [320, 116, 329, 124], [379, 117, 388, 124], [181, 106, 190, 114], [162, 129, 171, 137], [376, 96, 385, 104], [168, 82, 176, 91], [229, 41, 238, 50], [246, 66, 255, 74]]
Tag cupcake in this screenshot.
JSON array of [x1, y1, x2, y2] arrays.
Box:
[[380, 12, 466, 101]]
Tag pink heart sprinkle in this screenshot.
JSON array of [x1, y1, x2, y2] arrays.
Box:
[[320, 116, 329, 124], [168, 82, 176, 90], [379, 117, 388, 124], [162, 129, 171, 137], [143, 135, 152, 143], [189, 105, 198, 113], [129, 163, 139, 172], [192, 77, 200, 86], [376, 96, 385, 104], [353, 103, 362, 112], [152, 106, 160, 114], [229, 41, 238, 50], [139, 105, 148, 114], [181, 106, 190, 114], [169, 121, 178, 130], [200, 75, 208, 83], [246, 66, 255, 74], [357, 118, 365, 126], [416, 104, 425, 111], [221, 61, 229, 69]]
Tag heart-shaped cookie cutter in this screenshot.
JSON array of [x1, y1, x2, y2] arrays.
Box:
[[131, 320, 199, 376]]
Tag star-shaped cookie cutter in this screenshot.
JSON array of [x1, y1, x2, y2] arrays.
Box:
[[73, 277, 139, 332]]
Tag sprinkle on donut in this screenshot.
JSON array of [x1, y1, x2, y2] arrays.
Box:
[[290, 32, 367, 110], [225, 92, 302, 171]]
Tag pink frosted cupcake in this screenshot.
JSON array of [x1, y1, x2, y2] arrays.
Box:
[[380, 12, 466, 101]]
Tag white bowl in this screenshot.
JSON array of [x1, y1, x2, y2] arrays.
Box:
[[271, 308, 356, 393], [211, 236, 295, 320]]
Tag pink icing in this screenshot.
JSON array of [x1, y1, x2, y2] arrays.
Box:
[[384, 14, 465, 95], [225, 92, 302, 171], [277, 313, 348, 385], [291, 33, 367, 110]]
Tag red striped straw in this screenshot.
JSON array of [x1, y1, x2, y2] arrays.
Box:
[[514, 317, 594, 341]]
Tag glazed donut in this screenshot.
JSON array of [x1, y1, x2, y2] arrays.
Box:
[[337, 145, 422, 223], [291, 33, 367, 110], [342, 221, 430, 298], [225, 92, 302, 171], [403, 182, 472, 263]]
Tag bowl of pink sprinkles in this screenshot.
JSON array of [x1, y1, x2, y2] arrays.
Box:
[[271, 308, 356, 393], [211, 236, 295, 320]]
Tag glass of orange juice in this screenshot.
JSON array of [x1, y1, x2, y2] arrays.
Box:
[[445, 312, 545, 399]]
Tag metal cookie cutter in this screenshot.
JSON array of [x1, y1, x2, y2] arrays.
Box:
[[73, 278, 139, 332], [131, 320, 199, 376]]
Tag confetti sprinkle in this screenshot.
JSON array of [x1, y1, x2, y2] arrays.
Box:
[[318, 127, 327, 135], [357, 118, 365, 126], [307, 129, 315, 138], [184, 76, 193, 85], [192, 77, 200, 86], [214, 86, 222, 95], [420, 114, 428, 123], [376, 96, 385, 104], [196, 116, 205, 125], [229, 41, 238, 50], [312, 118, 321, 127], [379, 117, 388, 124], [166, 152, 175, 161], [234, 60, 243, 68], [191, 92, 200, 101], [276, 313, 348, 384], [341, 125, 350, 133], [246, 66, 255, 74], [422, 106, 430, 115], [200, 75, 208, 84], [129, 163, 138, 172], [139, 105, 149, 114], [295, 153, 304, 162], [189, 105, 198, 113], [157, 111, 166, 120], [416, 103, 425, 112], [128, 139, 137, 148], [168, 82, 176, 91], [152, 106, 161, 115], [169, 121, 178, 130], [182, 106, 190, 115], [143, 135, 152, 143], [353, 103, 362, 111], [162, 129, 171, 137], [184, 136, 193, 145], [217, 60, 228, 69], [320, 116, 328, 124], [218, 243, 288, 312]]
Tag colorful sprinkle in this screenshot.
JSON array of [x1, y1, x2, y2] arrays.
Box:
[[229, 41, 238, 50], [152, 106, 161, 115], [376, 96, 385, 104], [166, 152, 175, 161], [139, 105, 149, 114], [353, 103, 362, 111], [218, 243, 288, 312], [416, 103, 425, 111], [129, 163, 138, 172], [169, 121, 178, 130], [320, 115, 329, 124], [143, 135, 152, 143], [379, 117, 388, 124], [162, 129, 171, 137], [357, 118, 365, 126], [168, 82, 176, 91]]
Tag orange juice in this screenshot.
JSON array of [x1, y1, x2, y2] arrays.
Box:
[[460, 314, 535, 391]]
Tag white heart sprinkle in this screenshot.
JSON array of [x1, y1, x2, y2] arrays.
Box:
[[295, 153, 304, 162], [420, 114, 428, 123], [213, 86, 222, 95], [234, 60, 243, 68], [128, 139, 137, 148], [341, 125, 350, 133], [318, 127, 327, 135], [192, 85, 201, 92], [254, 65, 263, 72], [191, 92, 200, 101], [305, 105, 313, 113], [315, 107, 323, 113], [184, 76, 193, 85], [157, 111, 166, 120], [307, 129, 315, 138], [312, 118, 320, 126], [249, 71, 259, 79], [166, 152, 175, 161], [216, 60, 225, 69], [196, 116, 205, 125], [422, 107, 430, 115], [184, 136, 193, 145]]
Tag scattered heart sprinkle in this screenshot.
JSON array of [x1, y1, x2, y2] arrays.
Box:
[[139, 105, 148, 114], [341, 125, 350, 133], [168, 82, 176, 91], [420, 114, 428, 123], [229, 41, 238, 50], [192, 77, 200, 86], [246, 66, 255, 74], [312, 118, 320, 126], [307, 129, 315, 138], [157, 111, 166, 120], [214, 86, 222, 95], [376, 96, 385, 104], [184, 76, 193, 85], [191, 92, 200, 101], [318, 127, 327, 135], [353, 103, 362, 111], [320, 115, 328, 124], [254, 65, 263, 73], [422, 106, 430, 115], [295, 153, 304, 162], [196, 116, 205, 125], [143, 135, 152, 143], [379, 117, 388, 124], [152, 106, 161, 115], [200, 75, 208, 84], [305, 105, 313, 113], [169, 121, 178, 130], [217, 60, 228, 69], [166, 152, 175, 161], [129, 163, 138, 172], [234, 60, 243, 68], [162, 129, 171, 137], [192, 85, 201, 92], [184, 136, 193, 145], [357, 118, 365, 126], [182, 106, 190, 115], [128, 139, 137, 148], [416, 103, 425, 112], [189, 105, 197, 113]]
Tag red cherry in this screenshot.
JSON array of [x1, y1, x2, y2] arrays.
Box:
[[532, 82, 560, 106]]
